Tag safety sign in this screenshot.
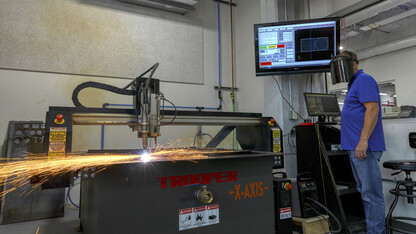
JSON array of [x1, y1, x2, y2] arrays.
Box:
[[280, 207, 292, 219], [179, 204, 219, 231], [48, 127, 66, 157]]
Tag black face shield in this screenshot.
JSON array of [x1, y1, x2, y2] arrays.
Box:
[[330, 55, 357, 85]]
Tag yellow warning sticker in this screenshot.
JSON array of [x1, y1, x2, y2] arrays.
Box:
[[49, 127, 66, 141], [273, 144, 281, 152], [272, 129, 281, 138], [48, 127, 66, 157]]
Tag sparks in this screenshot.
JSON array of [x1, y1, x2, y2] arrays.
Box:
[[141, 152, 150, 162], [0, 148, 232, 200]]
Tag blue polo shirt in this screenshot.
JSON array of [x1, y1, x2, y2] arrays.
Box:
[[341, 69, 386, 151]]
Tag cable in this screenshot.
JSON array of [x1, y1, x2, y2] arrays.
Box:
[[306, 197, 342, 233], [192, 133, 213, 147], [160, 97, 177, 126], [272, 76, 305, 120], [72, 63, 160, 109], [67, 177, 80, 209], [144, 63, 159, 104], [122, 63, 160, 90], [304, 202, 330, 224], [72, 82, 135, 109]]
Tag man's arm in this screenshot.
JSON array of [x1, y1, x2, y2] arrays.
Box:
[[355, 101, 379, 159]]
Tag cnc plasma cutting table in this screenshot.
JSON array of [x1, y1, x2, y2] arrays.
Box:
[[80, 149, 276, 234]]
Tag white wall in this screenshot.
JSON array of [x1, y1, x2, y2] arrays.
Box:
[[0, 0, 264, 151], [359, 45, 416, 106]]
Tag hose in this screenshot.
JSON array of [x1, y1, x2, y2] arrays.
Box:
[[72, 81, 135, 109], [67, 177, 80, 209]]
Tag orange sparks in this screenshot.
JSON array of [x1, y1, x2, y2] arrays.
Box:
[[0, 148, 230, 200]]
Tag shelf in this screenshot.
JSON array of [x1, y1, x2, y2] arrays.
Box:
[[326, 151, 348, 156], [338, 188, 359, 195], [336, 182, 359, 195]]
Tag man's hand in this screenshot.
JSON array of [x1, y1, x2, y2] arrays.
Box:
[[355, 140, 368, 159]]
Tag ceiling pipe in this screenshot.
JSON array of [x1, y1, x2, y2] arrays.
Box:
[[344, 0, 410, 27], [359, 7, 416, 31], [357, 34, 416, 60]]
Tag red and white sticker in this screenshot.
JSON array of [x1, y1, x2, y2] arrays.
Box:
[[280, 207, 292, 219], [179, 204, 219, 231]]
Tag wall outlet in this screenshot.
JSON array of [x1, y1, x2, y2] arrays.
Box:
[[289, 110, 298, 120]]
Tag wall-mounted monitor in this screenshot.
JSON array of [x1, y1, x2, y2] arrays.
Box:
[[254, 17, 340, 76]]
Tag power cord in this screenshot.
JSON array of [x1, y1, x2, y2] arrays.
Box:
[[272, 76, 305, 121], [305, 197, 342, 233]]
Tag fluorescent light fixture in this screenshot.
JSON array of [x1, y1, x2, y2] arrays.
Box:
[[342, 89, 348, 92], [394, 95, 397, 97], [379, 93, 387, 96], [339, 46, 344, 50], [338, 102, 344, 105], [391, 82, 395, 84]]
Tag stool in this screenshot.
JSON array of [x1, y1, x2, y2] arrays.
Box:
[[383, 160, 416, 234]]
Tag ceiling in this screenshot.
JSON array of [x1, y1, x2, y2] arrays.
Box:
[[340, 0, 416, 51]]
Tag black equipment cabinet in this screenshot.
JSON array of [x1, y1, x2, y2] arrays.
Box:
[[296, 124, 365, 233], [273, 176, 293, 234]]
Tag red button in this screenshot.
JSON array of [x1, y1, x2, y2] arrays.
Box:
[[56, 114, 63, 123], [284, 183, 293, 190]]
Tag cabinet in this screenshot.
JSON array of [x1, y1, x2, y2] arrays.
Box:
[[296, 124, 365, 233]]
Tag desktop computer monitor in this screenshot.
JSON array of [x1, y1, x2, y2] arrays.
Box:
[[304, 93, 340, 117]]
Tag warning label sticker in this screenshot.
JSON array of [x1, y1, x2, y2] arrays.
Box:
[[280, 207, 292, 219], [272, 128, 281, 138], [48, 127, 66, 157], [49, 127, 66, 141], [179, 204, 219, 231]]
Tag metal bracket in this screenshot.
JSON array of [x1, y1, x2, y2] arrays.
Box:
[[206, 126, 235, 148]]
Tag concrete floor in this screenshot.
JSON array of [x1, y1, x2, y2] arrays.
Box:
[[0, 209, 81, 234]]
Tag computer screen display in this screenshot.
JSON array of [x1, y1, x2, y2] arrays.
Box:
[[304, 93, 341, 116], [254, 18, 340, 76]]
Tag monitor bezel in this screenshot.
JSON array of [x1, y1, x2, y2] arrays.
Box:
[[304, 92, 341, 116], [254, 17, 341, 76]]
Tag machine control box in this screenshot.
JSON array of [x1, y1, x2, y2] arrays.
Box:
[[298, 180, 317, 191], [291, 177, 320, 218], [273, 177, 293, 234]]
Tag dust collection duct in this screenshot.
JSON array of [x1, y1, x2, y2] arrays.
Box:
[[120, 0, 199, 14]]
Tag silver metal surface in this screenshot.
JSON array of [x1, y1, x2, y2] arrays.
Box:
[[72, 113, 262, 126]]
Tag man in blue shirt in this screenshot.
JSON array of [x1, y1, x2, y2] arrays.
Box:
[[339, 51, 386, 234]]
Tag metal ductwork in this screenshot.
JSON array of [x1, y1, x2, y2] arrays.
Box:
[[344, 0, 411, 26], [356, 34, 416, 60], [120, 0, 199, 14]]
